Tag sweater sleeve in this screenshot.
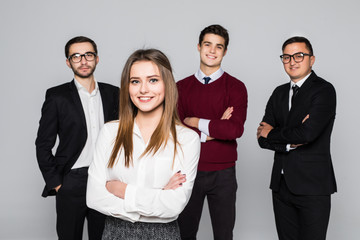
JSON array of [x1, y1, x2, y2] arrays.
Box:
[[208, 79, 248, 140], [177, 79, 201, 136]]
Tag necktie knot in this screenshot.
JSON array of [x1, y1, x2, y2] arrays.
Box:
[[292, 85, 300, 96], [203, 77, 211, 84]]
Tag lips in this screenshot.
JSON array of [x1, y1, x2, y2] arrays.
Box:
[[138, 96, 153, 102], [206, 54, 216, 59]]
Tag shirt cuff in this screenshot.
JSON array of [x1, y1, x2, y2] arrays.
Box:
[[198, 119, 210, 136], [200, 132, 207, 142], [286, 144, 297, 152], [124, 184, 137, 213]]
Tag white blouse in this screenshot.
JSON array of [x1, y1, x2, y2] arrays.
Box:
[[87, 121, 200, 223]]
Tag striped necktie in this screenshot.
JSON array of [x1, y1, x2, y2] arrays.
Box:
[[291, 85, 300, 105], [203, 77, 211, 84]]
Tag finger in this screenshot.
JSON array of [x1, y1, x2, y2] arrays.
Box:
[[222, 114, 231, 120]]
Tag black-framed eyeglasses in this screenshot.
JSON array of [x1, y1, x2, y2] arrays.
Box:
[[280, 52, 312, 64], [68, 52, 97, 63]]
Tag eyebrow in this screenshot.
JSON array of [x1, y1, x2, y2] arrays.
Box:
[[203, 41, 224, 48], [129, 74, 160, 80]]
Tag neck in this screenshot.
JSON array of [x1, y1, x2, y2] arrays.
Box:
[[200, 64, 220, 77], [75, 75, 95, 93], [135, 106, 163, 144]]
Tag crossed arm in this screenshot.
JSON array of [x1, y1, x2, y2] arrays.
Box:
[[87, 125, 200, 219], [106, 171, 187, 199], [184, 107, 234, 141], [257, 115, 309, 150], [257, 114, 309, 139]]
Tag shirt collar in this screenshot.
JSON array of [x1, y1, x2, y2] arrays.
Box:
[[290, 72, 311, 88], [133, 122, 141, 138], [195, 68, 224, 83], [74, 77, 99, 95]]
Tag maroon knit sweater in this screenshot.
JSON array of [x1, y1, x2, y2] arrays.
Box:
[[177, 72, 248, 171]]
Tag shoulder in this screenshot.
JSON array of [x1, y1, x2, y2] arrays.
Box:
[[44, 82, 74, 101], [312, 74, 335, 90], [102, 120, 119, 133], [46, 82, 72, 95], [98, 82, 119, 92], [98, 121, 119, 141], [223, 72, 247, 90], [177, 75, 195, 87], [273, 82, 289, 93], [176, 124, 200, 143]]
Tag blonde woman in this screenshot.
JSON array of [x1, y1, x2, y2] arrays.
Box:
[[86, 49, 200, 239]]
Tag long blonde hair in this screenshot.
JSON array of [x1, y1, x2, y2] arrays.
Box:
[[108, 49, 180, 168]]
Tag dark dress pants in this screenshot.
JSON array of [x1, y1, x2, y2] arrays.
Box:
[[178, 166, 237, 240], [272, 176, 331, 240], [56, 167, 105, 240]]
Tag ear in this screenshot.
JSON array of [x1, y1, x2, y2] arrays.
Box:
[[310, 55, 315, 67], [95, 55, 99, 65], [66, 59, 72, 69], [197, 44, 201, 52], [223, 49, 227, 57]]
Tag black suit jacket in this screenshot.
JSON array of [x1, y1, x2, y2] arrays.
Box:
[[259, 71, 337, 195], [36, 80, 119, 197]]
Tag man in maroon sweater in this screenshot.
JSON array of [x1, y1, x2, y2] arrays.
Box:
[[177, 24, 248, 240]]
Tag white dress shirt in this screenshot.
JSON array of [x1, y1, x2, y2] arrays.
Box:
[[72, 78, 104, 169], [87, 121, 200, 223], [194, 68, 225, 142], [285, 72, 311, 152]]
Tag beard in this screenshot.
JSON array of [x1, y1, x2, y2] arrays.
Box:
[[70, 63, 96, 79]]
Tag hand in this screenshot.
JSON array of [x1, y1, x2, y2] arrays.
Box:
[[54, 184, 62, 192], [221, 107, 233, 120], [106, 180, 127, 199], [206, 136, 215, 141], [163, 171, 186, 190], [257, 122, 274, 139], [302, 114, 309, 123], [184, 117, 200, 129], [289, 114, 310, 147], [290, 143, 304, 148]]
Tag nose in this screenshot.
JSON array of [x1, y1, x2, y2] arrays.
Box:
[[210, 46, 216, 53], [140, 82, 149, 94], [80, 55, 87, 64], [289, 56, 296, 65]]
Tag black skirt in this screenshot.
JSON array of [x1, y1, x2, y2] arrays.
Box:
[[102, 216, 181, 240]]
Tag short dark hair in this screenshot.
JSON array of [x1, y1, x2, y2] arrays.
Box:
[[65, 36, 98, 58], [199, 24, 229, 50], [282, 36, 313, 56]]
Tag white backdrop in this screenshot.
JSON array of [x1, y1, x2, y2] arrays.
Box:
[[0, 0, 359, 239]]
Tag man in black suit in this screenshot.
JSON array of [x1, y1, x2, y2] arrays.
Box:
[[257, 36, 337, 240], [36, 36, 119, 240]]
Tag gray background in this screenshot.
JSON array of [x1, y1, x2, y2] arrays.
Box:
[[1, 0, 359, 239]]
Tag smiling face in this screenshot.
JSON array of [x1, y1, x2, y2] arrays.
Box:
[[66, 42, 99, 79], [129, 61, 165, 117], [198, 33, 227, 75], [283, 42, 315, 82]]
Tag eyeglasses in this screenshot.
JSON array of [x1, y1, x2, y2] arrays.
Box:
[[68, 52, 97, 63], [280, 52, 312, 64]]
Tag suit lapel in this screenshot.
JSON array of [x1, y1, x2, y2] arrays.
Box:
[[69, 80, 87, 128], [280, 83, 290, 124], [289, 71, 316, 114], [98, 83, 110, 121]]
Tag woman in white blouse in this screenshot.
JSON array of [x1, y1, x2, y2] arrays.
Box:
[[86, 49, 200, 240]]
